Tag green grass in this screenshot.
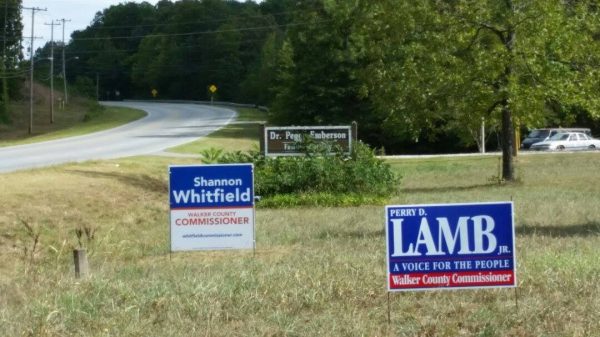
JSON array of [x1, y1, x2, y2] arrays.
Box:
[[0, 152, 598, 336], [0, 107, 146, 147], [169, 107, 266, 154]]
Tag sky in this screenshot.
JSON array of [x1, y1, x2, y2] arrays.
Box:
[[21, 0, 160, 57]]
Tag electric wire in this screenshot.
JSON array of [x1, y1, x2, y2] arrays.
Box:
[[70, 19, 331, 42]]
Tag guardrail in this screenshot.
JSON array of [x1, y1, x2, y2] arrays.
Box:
[[122, 99, 269, 112]]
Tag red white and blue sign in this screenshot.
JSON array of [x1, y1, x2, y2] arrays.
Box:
[[169, 164, 255, 251], [385, 202, 516, 291]]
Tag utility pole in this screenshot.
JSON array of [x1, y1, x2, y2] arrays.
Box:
[[1, 0, 10, 124], [57, 18, 71, 104], [96, 72, 99, 101], [481, 117, 486, 154], [23, 6, 47, 134], [45, 21, 60, 124]]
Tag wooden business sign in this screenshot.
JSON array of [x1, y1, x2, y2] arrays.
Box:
[[261, 124, 356, 156]]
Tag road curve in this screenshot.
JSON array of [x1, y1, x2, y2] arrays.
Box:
[[0, 101, 236, 173]]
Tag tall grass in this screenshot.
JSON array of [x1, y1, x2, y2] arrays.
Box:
[[0, 153, 598, 336]]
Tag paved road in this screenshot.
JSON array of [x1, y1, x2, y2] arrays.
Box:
[[0, 101, 236, 173]]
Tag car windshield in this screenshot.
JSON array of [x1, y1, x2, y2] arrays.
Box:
[[549, 133, 570, 141], [527, 130, 549, 138]]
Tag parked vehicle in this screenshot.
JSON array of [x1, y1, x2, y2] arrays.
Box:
[[521, 128, 591, 149], [530, 132, 600, 151]]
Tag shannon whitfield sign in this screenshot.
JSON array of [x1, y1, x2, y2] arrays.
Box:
[[385, 202, 516, 291], [169, 164, 255, 251]]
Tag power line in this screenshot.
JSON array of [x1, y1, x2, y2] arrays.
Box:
[[2, 0, 9, 119], [63, 34, 277, 55], [12, 3, 306, 46], [2, 0, 8, 56], [81, 9, 305, 31], [70, 19, 332, 42], [44, 20, 60, 123], [57, 18, 71, 104], [0, 70, 28, 77]]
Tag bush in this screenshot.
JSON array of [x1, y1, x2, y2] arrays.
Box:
[[199, 148, 224, 164], [72, 76, 97, 99], [82, 102, 106, 122], [214, 141, 400, 207]]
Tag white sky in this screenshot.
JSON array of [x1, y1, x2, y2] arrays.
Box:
[[21, 1, 160, 57]]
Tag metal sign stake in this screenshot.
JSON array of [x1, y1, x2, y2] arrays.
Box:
[[514, 287, 519, 311], [387, 292, 392, 326]]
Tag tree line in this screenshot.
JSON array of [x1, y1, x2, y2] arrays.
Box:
[[0, 0, 23, 124], [5, 0, 600, 180]]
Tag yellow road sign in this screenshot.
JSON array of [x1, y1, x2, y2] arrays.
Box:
[[151, 89, 158, 98], [209, 84, 217, 93]]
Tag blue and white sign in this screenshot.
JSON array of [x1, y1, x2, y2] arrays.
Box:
[[386, 202, 516, 291], [169, 164, 255, 251]]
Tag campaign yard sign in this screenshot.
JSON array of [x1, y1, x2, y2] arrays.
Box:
[[385, 202, 516, 291], [169, 164, 255, 251]]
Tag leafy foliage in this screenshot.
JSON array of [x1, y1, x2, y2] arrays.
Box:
[[215, 141, 400, 206], [64, 0, 283, 102], [0, 0, 23, 123], [44, 0, 600, 160], [199, 147, 224, 164], [359, 0, 600, 179]]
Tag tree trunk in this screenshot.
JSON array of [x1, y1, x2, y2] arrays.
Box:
[[501, 19, 516, 181], [501, 101, 515, 181], [0, 62, 9, 124]]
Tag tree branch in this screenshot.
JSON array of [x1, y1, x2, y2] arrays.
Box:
[[464, 26, 484, 51], [447, 9, 508, 44], [477, 21, 508, 43], [486, 100, 504, 116]]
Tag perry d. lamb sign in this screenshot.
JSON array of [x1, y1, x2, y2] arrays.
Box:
[[385, 202, 516, 291], [169, 164, 255, 251]]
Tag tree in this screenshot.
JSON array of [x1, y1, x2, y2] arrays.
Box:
[[1, 0, 23, 124], [63, 0, 290, 103], [356, 1, 456, 150], [360, 0, 600, 180], [128, 0, 274, 101], [240, 32, 283, 105], [270, 0, 373, 129], [69, 2, 156, 99]]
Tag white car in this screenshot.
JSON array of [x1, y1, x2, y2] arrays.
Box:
[[531, 132, 600, 151]]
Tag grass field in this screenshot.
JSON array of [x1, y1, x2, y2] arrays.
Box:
[[169, 108, 266, 154], [0, 99, 598, 336], [0, 149, 598, 336]]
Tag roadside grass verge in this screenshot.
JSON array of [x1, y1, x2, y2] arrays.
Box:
[[0, 153, 598, 336], [168, 107, 266, 154], [0, 99, 146, 147]]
